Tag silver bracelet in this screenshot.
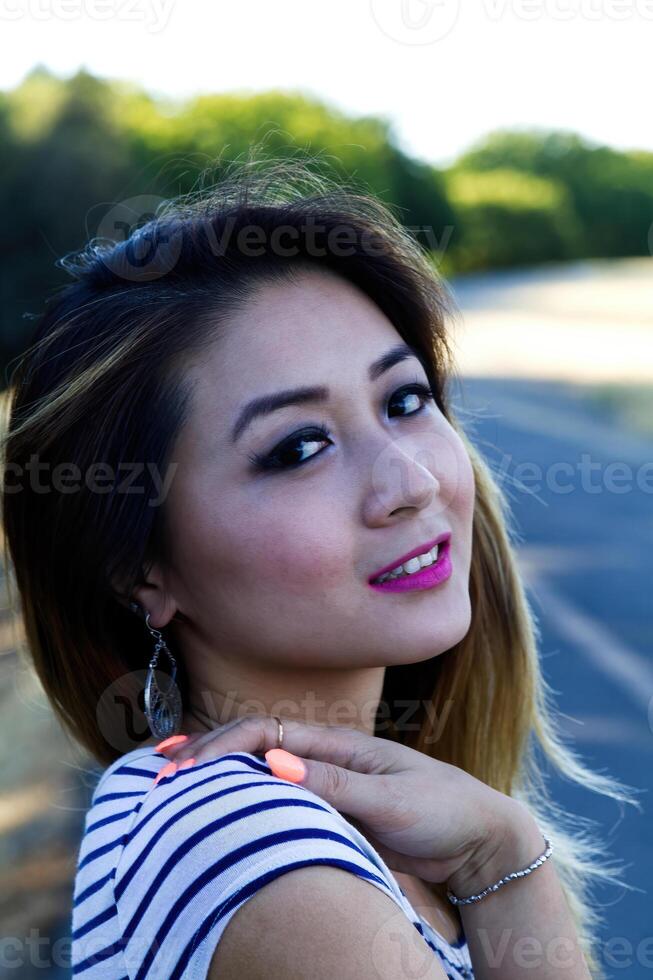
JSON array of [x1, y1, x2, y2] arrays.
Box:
[[446, 832, 553, 906]]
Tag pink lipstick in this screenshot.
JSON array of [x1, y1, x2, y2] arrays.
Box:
[[368, 533, 452, 593]]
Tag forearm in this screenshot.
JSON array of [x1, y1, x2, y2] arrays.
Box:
[[450, 804, 592, 980]]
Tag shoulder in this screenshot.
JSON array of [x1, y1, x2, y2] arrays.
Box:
[[208, 862, 451, 979], [110, 749, 438, 978]]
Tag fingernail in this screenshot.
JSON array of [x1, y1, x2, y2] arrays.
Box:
[[265, 748, 306, 783], [155, 734, 189, 752], [177, 757, 196, 770], [154, 761, 178, 785]]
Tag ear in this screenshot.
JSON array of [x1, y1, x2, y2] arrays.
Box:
[[113, 561, 179, 629], [131, 560, 179, 629]]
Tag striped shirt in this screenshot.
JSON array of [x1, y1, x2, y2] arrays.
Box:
[[71, 745, 474, 979]]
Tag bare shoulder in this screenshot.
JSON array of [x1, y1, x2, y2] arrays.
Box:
[[208, 864, 449, 979]]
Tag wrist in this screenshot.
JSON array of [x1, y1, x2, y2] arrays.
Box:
[[447, 797, 543, 901]]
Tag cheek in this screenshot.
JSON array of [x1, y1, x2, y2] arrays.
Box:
[[455, 441, 476, 519], [436, 426, 475, 519], [234, 519, 350, 597]]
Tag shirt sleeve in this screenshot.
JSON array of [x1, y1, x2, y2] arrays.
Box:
[[113, 750, 413, 979]]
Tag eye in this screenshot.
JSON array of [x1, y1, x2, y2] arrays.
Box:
[[247, 424, 334, 472], [247, 379, 436, 473], [387, 380, 436, 419]]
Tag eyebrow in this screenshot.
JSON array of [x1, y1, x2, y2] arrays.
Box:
[[230, 342, 425, 444]]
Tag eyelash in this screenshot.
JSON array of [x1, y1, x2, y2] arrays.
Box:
[[247, 379, 436, 473]]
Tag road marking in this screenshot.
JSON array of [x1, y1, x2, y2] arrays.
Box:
[[521, 569, 653, 714]]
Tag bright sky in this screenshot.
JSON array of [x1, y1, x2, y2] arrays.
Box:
[[1, 0, 651, 167]]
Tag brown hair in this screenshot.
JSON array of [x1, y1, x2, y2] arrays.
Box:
[[0, 150, 640, 978]]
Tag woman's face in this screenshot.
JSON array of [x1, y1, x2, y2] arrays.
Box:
[[158, 267, 475, 672]]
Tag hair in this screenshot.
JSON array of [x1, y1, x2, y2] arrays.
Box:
[[0, 147, 641, 978]]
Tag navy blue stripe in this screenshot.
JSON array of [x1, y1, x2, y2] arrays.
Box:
[[432, 942, 473, 979], [77, 758, 278, 904], [115, 763, 161, 778], [72, 936, 125, 974], [74, 868, 114, 907], [89, 765, 156, 809], [120, 755, 273, 848], [115, 789, 336, 904], [85, 807, 137, 835], [72, 902, 117, 941], [116, 752, 272, 856], [118, 766, 294, 866], [77, 835, 124, 872], [93, 789, 147, 805], [416, 922, 472, 977]]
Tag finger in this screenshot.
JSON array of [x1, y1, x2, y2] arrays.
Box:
[[156, 719, 242, 759], [157, 716, 274, 763], [160, 715, 403, 776], [158, 717, 409, 831]]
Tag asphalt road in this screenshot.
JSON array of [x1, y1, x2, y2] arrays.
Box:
[[453, 374, 653, 980]]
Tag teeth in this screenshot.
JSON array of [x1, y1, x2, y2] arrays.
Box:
[[373, 544, 441, 584]]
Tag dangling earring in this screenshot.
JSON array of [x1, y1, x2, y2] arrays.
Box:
[[131, 602, 183, 740]]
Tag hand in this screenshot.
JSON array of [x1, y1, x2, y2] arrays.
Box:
[[156, 716, 529, 893]]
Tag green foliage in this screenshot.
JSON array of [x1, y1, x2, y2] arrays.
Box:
[[0, 74, 650, 375], [0, 70, 454, 370], [454, 128, 653, 258], [442, 166, 584, 272]]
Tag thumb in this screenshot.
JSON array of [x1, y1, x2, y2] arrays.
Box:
[[265, 748, 307, 783], [265, 747, 366, 816], [265, 751, 422, 876]]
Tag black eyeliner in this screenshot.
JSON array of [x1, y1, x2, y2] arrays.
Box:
[[247, 378, 435, 474]]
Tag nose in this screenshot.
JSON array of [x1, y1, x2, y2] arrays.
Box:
[[363, 439, 440, 525]]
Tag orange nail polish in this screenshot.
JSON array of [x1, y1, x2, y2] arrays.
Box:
[[154, 761, 178, 785], [265, 748, 306, 783], [155, 734, 189, 752], [177, 757, 196, 770]]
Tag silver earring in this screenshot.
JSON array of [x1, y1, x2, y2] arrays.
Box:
[[137, 607, 183, 741]]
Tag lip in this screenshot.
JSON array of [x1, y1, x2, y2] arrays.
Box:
[[367, 532, 452, 584]]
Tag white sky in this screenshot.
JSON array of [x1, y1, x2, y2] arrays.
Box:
[[0, 0, 650, 167]]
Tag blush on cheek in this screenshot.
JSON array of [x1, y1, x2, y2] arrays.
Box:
[[257, 530, 347, 596]]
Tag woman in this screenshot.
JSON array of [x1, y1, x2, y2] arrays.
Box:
[[0, 154, 637, 978]]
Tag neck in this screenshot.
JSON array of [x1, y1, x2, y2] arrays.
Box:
[[181, 660, 387, 737]]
